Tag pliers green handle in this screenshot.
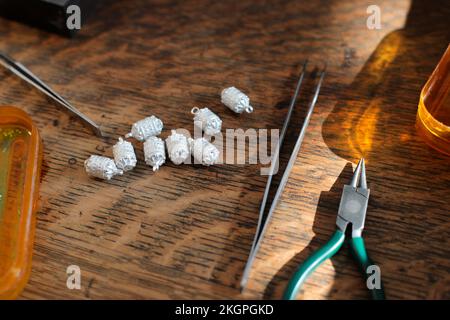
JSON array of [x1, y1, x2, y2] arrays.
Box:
[[283, 158, 385, 300]]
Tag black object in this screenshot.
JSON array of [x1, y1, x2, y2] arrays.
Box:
[[0, 0, 102, 36]]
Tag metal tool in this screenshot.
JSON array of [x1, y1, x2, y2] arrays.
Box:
[[0, 52, 103, 137], [283, 158, 385, 300], [241, 62, 326, 289]]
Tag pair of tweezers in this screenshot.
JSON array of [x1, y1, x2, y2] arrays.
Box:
[[0, 52, 103, 137], [241, 62, 326, 289]]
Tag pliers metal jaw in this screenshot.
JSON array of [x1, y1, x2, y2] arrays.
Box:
[[336, 158, 369, 238], [283, 159, 385, 300]]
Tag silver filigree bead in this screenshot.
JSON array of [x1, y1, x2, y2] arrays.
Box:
[[221, 86, 253, 114], [113, 137, 137, 172], [190, 137, 220, 166], [191, 107, 222, 135], [84, 155, 123, 180], [144, 136, 166, 171], [165, 130, 191, 165], [125, 115, 163, 141]]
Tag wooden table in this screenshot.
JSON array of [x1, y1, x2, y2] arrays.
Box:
[[0, 0, 449, 299]]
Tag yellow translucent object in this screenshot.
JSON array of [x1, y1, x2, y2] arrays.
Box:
[[416, 45, 450, 155], [0, 106, 43, 299]]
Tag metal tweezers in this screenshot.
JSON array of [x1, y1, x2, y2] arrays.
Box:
[[0, 52, 103, 137], [241, 62, 326, 289]]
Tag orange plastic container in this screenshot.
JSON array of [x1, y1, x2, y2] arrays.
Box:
[[416, 45, 450, 155], [0, 106, 42, 299]]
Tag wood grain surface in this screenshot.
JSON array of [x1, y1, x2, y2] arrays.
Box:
[[0, 0, 449, 299]]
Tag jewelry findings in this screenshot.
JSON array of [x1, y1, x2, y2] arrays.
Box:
[[113, 137, 137, 172], [165, 130, 191, 165], [125, 115, 163, 141], [221, 87, 253, 114], [85, 155, 123, 180], [190, 137, 220, 166], [85, 88, 234, 179], [144, 136, 166, 171], [191, 107, 222, 135]]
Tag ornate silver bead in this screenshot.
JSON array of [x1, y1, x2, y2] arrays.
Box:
[[84, 155, 123, 180], [113, 137, 137, 172], [190, 137, 220, 166], [191, 107, 222, 135], [221, 86, 253, 114], [165, 130, 191, 165], [125, 115, 163, 141], [144, 136, 166, 171]]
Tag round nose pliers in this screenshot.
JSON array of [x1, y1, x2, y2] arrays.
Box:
[[283, 158, 385, 300]]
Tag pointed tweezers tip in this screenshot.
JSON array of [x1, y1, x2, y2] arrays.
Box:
[[94, 127, 105, 137]]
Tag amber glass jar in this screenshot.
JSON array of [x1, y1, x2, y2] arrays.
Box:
[[416, 45, 450, 155]]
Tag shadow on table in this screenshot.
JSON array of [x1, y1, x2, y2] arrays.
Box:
[[322, 0, 450, 163]]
